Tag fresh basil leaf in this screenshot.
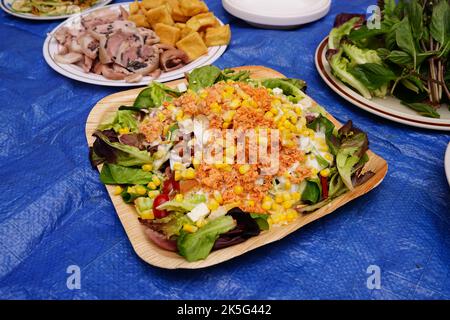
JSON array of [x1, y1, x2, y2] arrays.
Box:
[[430, 0, 450, 46], [348, 63, 397, 90], [100, 163, 153, 185], [396, 17, 417, 67], [401, 101, 440, 118], [405, 0, 423, 40]]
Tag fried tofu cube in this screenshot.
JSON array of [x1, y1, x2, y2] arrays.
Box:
[[154, 23, 181, 46], [186, 12, 218, 31], [204, 24, 231, 46], [129, 1, 140, 14], [146, 5, 174, 27], [180, 26, 195, 38], [176, 32, 208, 61], [128, 14, 150, 28], [175, 22, 186, 29], [142, 0, 166, 10], [179, 0, 208, 17], [165, 0, 189, 22]]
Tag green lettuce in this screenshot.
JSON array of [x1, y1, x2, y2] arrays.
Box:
[[100, 163, 153, 185], [134, 82, 181, 108], [177, 215, 236, 262], [156, 194, 206, 212], [98, 110, 138, 133]]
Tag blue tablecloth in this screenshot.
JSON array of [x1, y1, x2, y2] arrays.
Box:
[[0, 0, 449, 300]]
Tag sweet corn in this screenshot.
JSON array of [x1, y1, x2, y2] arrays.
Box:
[[184, 168, 196, 179], [262, 200, 273, 211], [118, 127, 130, 135], [263, 195, 272, 203], [270, 107, 278, 115], [142, 164, 153, 172], [174, 170, 181, 181], [113, 186, 123, 195], [196, 218, 207, 228], [292, 192, 301, 202], [264, 111, 274, 119], [127, 186, 135, 194], [229, 99, 241, 109], [320, 168, 331, 177], [192, 158, 201, 169], [290, 114, 298, 124], [163, 125, 169, 136], [157, 113, 166, 122], [286, 209, 298, 222], [173, 162, 183, 171], [238, 164, 251, 175], [222, 122, 230, 129], [208, 198, 220, 211], [284, 180, 292, 190], [200, 91, 208, 99], [147, 182, 157, 190], [213, 191, 223, 204], [148, 190, 160, 198], [246, 200, 255, 207], [282, 192, 291, 202], [275, 194, 284, 204], [183, 224, 198, 233], [139, 211, 154, 220], [223, 110, 236, 123], [166, 104, 175, 111], [282, 200, 294, 209], [295, 106, 302, 116], [152, 176, 161, 186], [135, 185, 147, 196], [209, 102, 222, 113], [175, 194, 184, 202], [234, 185, 243, 194], [176, 110, 184, 122], [324, 153, 334, 162]]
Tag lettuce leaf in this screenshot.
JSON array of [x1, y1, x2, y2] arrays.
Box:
[[98, 110, 138, 133], [177, 215, 236, 262], [134, 82, 181, 108], [156, 193, 206, 212], [259, 78, 306, 102], [100, 163, 153, 185]]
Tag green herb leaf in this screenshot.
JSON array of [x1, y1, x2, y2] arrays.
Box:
[[301, 180, 321, 204], [187, 65, 223, 92], [401, 101, 440, 118], [405, 0, 423, 40], [430, 0, 450, 46], [134, 82, 181, 108], [396, 17, 417, 67], [348, 63, 397, 91]]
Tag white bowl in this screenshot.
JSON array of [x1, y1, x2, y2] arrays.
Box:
[[222, 0, 331, 29]]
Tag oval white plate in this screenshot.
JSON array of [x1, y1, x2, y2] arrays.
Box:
[[222, 0, 330, 28], [43, 2, 227, 86], [0, 0, 112, 20], [315, 37, 450, 131], [445, 143, 450, 187]]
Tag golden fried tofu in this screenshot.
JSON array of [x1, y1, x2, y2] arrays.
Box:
[[154, 23, 181, 46], [142, 0, 166, 10], [146, 5, 174, 27], [176, 32, 208, 61], [129, 1, 140, 14], [175, 22, 186, 29], [128, 14, 150, 28], [180, 26, 195, 38], [186, 12, 218, 31], [204, 24, 231, 46], [179, 0, 208, 17]]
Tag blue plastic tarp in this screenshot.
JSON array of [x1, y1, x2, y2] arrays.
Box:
[[0, 0, 449, 300]]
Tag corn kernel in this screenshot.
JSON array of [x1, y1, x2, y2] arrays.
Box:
[[229, 99, 241, 109], [292, 192, 301, 201], [142, 164, 153, 172], [282, 193, 291, 202], [196, 218, 207, 228], [147, 182, 157, 190], [282, 200, 294, 209], [275, 194, 283, 204], [157, 113, 166, 122], [223, 110, 236, 123], [175, 194, 184, 202], [238, 164, 251, 175], [139, 211, 154, 220], [135, 185, 147, 196], [210, 102, 221, 113], [113, 186, 123, 195], [222, 122, 230, 129], [127, 186, 135, 194], [286, 209, 298, 222], [208, 198, 220, 211], [118, 127, 130, 135], [200, 91, 208, 99], [148, 190, 160, 198], [183, 224, 198, 233], [247, 200, 255, 207], [173, 162, 183, 171], [295, 106, 302, 116], [320, 168, 330, 177], [174, 170, 181, 181], [262, 200, 273, 211], [264, 111, 274, 119], [166, 104, 175, 111], [184, 168, 196, 179], [284, 180, 292, 190], [152, 176, 161, 186], [234, 185, 243, 194], [192, 158, 201, 169], [290, 114, 298, 124], [324, 153, 334, 162], [213, 191, 223, 204], [270, 107, 279, 115], [263, 195, 272, 203]]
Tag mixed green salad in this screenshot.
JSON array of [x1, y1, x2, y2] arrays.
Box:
[[90, 65, 373, 262], [326, 0, 450, 118]]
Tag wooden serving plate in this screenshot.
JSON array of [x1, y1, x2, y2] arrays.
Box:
[[86, 66, 388, 269]]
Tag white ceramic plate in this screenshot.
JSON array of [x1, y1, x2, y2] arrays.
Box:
[[43, 2, 227, 86], [0, 0, 112, 20], [445, 143, 450, 186], [222, 0, 330, 28], [315, 37, 450, 131]]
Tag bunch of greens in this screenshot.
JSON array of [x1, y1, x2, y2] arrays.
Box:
[[327, 0, 450, 118]]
